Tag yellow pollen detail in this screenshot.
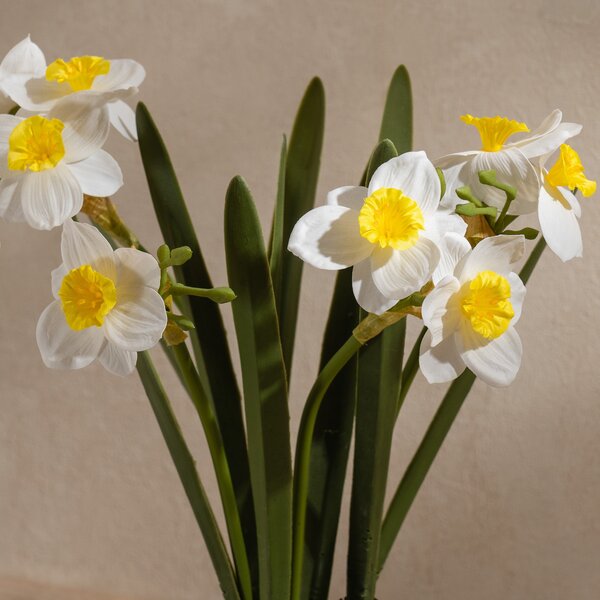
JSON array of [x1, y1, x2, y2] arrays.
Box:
[[358, 187, 425, 250], [461, 114, 529, 152], [46, 56, 110, 92], [546, 144, 596, 198], [59, 265, 117, 331], [461, 270, 514, 340], [8, 116, 65, 172]]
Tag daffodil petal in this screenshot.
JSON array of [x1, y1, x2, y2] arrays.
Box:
[[538, 185, 582, 262], [0, 35, 46, 81], [114, 247, 161, 292], [3, 76, 69, 112], [68, 150, 123, 197], [21, 165, 82, 230], [99, 341, 137, 376], [103, 288, 167, 352], [51, 263, 68, 299], [288, 205, 372, 270], [61, 218, 116, 278], [92, 59, 145, 92], [457, 234, 525, 282], [368, 151, 440, 217], [432, 232, 471, 285], [36, 301, 105, 370], [507, 272, 526, 325], [0, 176, 25, 222], [421, 275, 461, 346], [457, 325, 522, 387], [326, 185, 368, 211], [434, 151, 477, 209], [419, 331, 465, 384], [422, 209, 467, 247], [107, 99, 138, 141], [370, 237, 439, 298], [351, 258, 398, 315], [0, 114, 22, 154]]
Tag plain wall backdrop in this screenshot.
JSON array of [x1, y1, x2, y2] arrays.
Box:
[[1, 0, 599, 598]]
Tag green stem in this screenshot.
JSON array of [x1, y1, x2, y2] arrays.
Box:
[[171, 343, 253, 600], [291, 335, 363, 600]]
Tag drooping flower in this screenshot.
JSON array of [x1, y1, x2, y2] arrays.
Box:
[[0, 94, 123, 229], [2, 46, 144, 141], [288, 151, 467, 314], [36, 219, 167, 376], [536, 144, 596, 262], [436, 110, 582, 214], [419, 234, 526, 387]]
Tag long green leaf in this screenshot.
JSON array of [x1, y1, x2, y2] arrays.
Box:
[[300, 268, 359, 600], [269, 136, 287, 301], [278, 78, 325, 376], [225, 176, 293, 600], [136, 103, 257, 591], [378, 65, 413, 155], [136, 352, 241, 600]]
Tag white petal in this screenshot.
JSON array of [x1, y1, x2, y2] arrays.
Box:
[[419, 331, 465, 384], [507, 272, 526, 325], [114, 247, 161, 291], [108, 99, 138, 141], [422, 209, 467, 247], [68, 150, 123, 197], [434, 151, 478, 210], [51, 94, 110, 163], [351, 258, 398, 314], [421, 275, 461, 345], [458, 234, 525, 282], [458, 325, 523, 387], [61, 218, 116, 278], [326, 185, 368, 211], [20, 165, 82, 230], [287, 205, 372, 270], [368, 151, 440, 216], [432, 232, 471, 284], [0, 114, 22, 153], [0, 91, 14, 113], [51, 263, 68, 299], [103, 288, 167, 352], [466, 148, 540, 214], [507, 110, 561, 147], [99, 342, 137, 376], [0, 35, 46, 80], [538, 185, 582, 262], [371, 237, 439, 298], [93, 59, 145, 92], [2, 76, 70, 112], [0, 176, 25, 222], [36, 301, 104, 370]]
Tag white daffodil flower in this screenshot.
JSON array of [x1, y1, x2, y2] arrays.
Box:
[[0, 36, 46, 113], [436, 110, 582, 214], [288, 151, 467, 314], [0, 93, 123, 230], [36, 219, 167, 376], [2, 43, 144, 141], [536, 144, 596, 262], [419, 234, 526, 387]]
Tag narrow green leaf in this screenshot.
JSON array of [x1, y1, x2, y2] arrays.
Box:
[[378, 65, 413, 155], [347, 318, 406, 600], [301, 268, 359, 600], [279, 78, 325, 376], [136, 352, 241, 600], [225, 176, 293, 600], [365, 139, 398, 183], [136, 103, 257, 591], [270, 135, 288, 302]]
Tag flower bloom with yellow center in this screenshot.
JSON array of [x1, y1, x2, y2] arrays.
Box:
[[435, 110, 582, 215], [1, 38, 145, 141], [419, 233, 527, 387], [0, 97, 123, 230], [36, 219, 167, 376], [288, 151, 467, 314], [536, 144, 596, 262]]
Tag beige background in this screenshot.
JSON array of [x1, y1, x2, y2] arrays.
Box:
[[1, 0, 599, 598]]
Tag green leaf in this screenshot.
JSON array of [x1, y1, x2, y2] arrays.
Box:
[[347, 317, 406, 600], [269, 135, 287, 302], [378, 65, 413, 155], [225, 176, 293, 600], [136, 352, 241, 600], [301, 268, 359, 600], [365, 139, 398, 183], [278, 78, 325, 376], [136, 103, 257, 591]]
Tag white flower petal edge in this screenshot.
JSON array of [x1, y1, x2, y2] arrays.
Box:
[[326, 186, 368, 211], [351, 258, 399, 315], [61, 218, 115, 276], [99, 342, 137, 376], [432, 232, 471, 285], [419, 332, 465, 384], [421, 275, 461, 346], [68, 150, 124, 197], [107, 99, 138, 142], [457, 234, 525, 281]]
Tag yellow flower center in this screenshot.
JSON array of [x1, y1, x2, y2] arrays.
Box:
[[46, 56, 110, 92], [8, 116, 66, 172], [545, 144, 596, 198], [461, 114, 529, 152], [59, 265, 117, 331], [358, 188, 425, 250], [461, 270, 514, 340]]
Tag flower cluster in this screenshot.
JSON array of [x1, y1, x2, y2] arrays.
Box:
[[289, 112, 595, 386]]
